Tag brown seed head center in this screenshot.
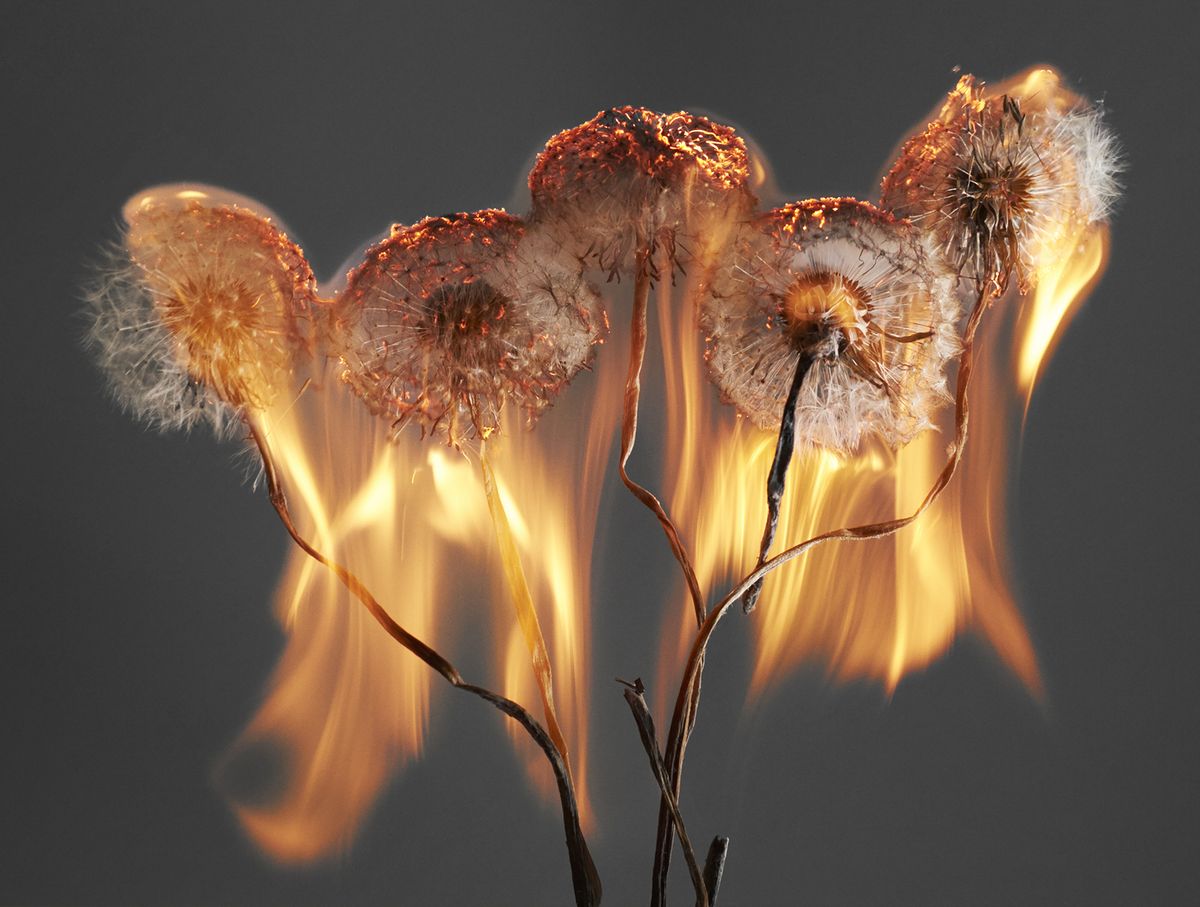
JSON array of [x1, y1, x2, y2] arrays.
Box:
[[952, 158, 1034, 238], [422, 281, 512, 364], [157, 274, 286, 407], [781, 271, 869, 356]]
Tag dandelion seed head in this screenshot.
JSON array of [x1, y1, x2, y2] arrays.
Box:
[[335, 210, 605, 449], [528, 106, 755, 278], [86, 187, 315, 435], [881, 75, 1122, 294], [701, 198, 960, 454]]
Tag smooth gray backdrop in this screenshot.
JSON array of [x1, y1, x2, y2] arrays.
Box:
[[2, 1, 1197, 904]]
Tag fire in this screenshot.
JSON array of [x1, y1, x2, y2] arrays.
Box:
[[1017, 225, 1109, 407], [223, 381, 437, 862], [221, 317, 608, 858], [199, 67, 1111, 865], [656, 66, 1111, 699]]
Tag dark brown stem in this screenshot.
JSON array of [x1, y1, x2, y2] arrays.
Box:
[[248, 423, 601, 907], [619, 248, 706, 629], [742, 351, 816, 615], [702, 837, 730, 906], [654, 286, 991, 904], [620, 679, 708, 907]]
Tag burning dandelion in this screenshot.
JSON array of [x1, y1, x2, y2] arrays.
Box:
[[334, 210, 605, 449], [84, 65, 1120, 907], [332, 209, 608, 898], [700, 198, 958, 613], [86, 184, 316, 436], [881, 73, 1121, 294], [529, 107, 755, 629], [701, 198, 959, 454]]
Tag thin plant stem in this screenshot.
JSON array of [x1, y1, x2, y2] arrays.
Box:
[[620, 244, 713, 907], [619, 247, 706, 628], [480, 446, 574, 780], [620, 679, 708, 907], [248, 423, 602, 907], [653, 286, 991, 902], [742, 351, 816, 615]]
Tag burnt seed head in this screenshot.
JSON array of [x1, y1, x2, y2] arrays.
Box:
[[334, 211, 605, 448]]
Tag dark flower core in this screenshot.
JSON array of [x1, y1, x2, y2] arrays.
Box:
[[775, 269, 902, 394], [945, 143, 1035, 287], [419, 281, 513, 365], [779, 271, 869, 356]]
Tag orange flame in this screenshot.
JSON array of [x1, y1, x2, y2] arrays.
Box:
[[657, 67, 1111, 698], [224, 385, 437, 862], [1017, 225, 1109, 410], [221, 319, 610, 857], [214, 68, 1111, 861]]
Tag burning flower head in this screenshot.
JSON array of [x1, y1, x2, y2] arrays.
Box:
[[700, 198, 960, 454], [87, 185, 316, 436], [881, 73, 1121, 294], [528, 106, 756, 278], [334, 210, 605, 448]]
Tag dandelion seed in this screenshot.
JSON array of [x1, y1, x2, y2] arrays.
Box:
[[334, 210, 605, 449], [880, 74, 1122, 294], [85, 185, 316, 435]]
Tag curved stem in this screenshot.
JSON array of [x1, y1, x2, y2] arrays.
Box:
[[654, 286, 990, 903], [619, 246, 707, 905], [248, 423, 601, 907], [619, 249, 706, 628]]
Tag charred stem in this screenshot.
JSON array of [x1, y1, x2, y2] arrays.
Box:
[[620, 679, 709, 907], [742, 351, 815, 614], [653, 286, 990, 904], [702, 837, 730, 906]]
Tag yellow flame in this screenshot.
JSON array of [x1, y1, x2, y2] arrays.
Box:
[[222, 336, 609, 855], [1018, 225, 1109, 406], [482, 387, 620, 831], [656, 68, 1111, 697], [225, 384, 436, 862]]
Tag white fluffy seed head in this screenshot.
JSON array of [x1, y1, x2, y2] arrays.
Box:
[[700, 198, 960, 454], [85, 244, 239, 437], [881, 74, 1123, 294], [334, 210, 607, 449], [528, 107, 756, 279], [85, 187, 316, 436]]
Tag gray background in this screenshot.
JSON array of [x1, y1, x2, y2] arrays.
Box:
[[2, 1, 1197, 904]]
